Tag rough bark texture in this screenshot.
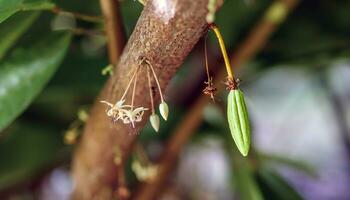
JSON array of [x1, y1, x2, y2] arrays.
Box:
[[72, 0, 222, 199]]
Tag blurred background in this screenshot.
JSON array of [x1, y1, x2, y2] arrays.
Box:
[[0, 0, 350, 199]]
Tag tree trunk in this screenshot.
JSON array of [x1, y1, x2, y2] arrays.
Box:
[[72, 0, 222, 199]]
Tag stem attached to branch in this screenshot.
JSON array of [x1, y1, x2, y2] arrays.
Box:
[[210, 23, 234, 80], [51, 6, 103, 23], [147, 67, 155, 114], [204, 36, 211, 83], [145, 60, 165, 103]]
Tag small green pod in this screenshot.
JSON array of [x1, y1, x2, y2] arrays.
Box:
[[227, 89, 251, 156]]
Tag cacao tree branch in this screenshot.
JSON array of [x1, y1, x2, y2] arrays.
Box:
[[71, 0, 222, 199], [99, 0, 127, 198], [133, 0, 300, 199]]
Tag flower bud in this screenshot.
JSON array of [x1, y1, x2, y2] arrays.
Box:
[[150, 114, 160, 132], [227, 89, 251, 156], [206, 0, 216, 23], [64, 129, 78, 145], [159, 102, 169, 121]]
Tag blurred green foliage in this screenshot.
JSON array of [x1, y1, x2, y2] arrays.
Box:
[[0, 0, 54, 23], [256, 166, 303, 200], [0, 12, 39, 59], [0, 122, 66, 190], [0, 0, 349, 198]]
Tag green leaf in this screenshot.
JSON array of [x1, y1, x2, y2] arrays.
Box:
[[256, 167, 303, 200], [0, 122, 66, 189], [0, 11, 40, 59], [0, 0, 54, 23], [259, 153, 317, 177], [231, 153, 264, 200], [227, 89, 251, 156], [0, 32, 72, 132]]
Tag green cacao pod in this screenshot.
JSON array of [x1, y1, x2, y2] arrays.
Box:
[[227, 89, 251, 156]]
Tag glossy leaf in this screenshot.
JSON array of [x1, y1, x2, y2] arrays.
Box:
[[227, 89, 251, 156], [0, 11, 40, 59], [0, 32, 72, 132], [0, 0, 54, 23]]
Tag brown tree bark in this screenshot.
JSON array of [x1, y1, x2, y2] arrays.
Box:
[[72, 0, 222, 199]]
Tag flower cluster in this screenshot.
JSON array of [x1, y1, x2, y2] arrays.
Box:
[[101, 58, 169, 132], [100, 99, 148, 128]]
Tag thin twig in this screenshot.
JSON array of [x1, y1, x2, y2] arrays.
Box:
[[69, 27, 105, 37], [99, 0, 126, 64], [133, 0, 300, 199], [51, 6, 103, 23]]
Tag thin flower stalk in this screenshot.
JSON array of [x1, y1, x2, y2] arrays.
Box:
[[204, 36, 210, 83], [202, 36, 217, 101], [144, 59, 169, 121], [147, 66, 160, 132], [121, 67, 140, 101], [131, 66, 139, 109], [147, 67, 155, 115], [145, 60, 165, 103]]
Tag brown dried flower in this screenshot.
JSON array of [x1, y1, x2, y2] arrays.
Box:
[[225, 77, 240, 90], [202, 77, 217, 102]]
